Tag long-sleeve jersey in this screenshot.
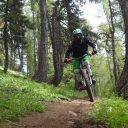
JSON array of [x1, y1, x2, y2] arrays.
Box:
[[65, 36, 97, 58]]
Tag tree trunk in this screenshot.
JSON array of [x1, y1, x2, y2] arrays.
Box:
[[51, 6, 63, 86], [3, 0, 9, 73], [10, 42, 14, 70], [64, 0, 72, 39], [108, 0, 119, 86], [117, 0, 128, 98], [33, 0, 48, 82], [18, 43, 24, 72], [105, 37, 114, 84], [31, 0, 37, 73]]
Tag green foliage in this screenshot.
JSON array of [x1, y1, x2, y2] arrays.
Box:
[[0, 68, 83, 120], [62, 64, 74, 84], [91, 54, 114, 96], [90, 97, 128, 128], [0, 72, 43, 120]]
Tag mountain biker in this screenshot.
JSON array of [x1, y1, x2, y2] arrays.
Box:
[[64, 28, 97, 90]]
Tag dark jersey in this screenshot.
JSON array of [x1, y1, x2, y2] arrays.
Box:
[[65, 36, 97, 58]]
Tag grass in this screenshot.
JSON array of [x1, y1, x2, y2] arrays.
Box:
[[0, 68, 84, 120], [90, 96, 128, 128]]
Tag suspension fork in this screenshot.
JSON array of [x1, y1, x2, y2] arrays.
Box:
[[80, 60, 92, 85]]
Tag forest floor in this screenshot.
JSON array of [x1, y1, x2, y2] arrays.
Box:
[[0, 97, 105, 128]]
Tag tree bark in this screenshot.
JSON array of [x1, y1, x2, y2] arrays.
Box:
[[51, 5, 63, 86], [33, 0, 48, 82], [18, 43, 24, 72], [3, 0, 9, 73], [108, 0, 119, 85], [30, 0, 37, 73], [117, 0, 128, 98], [64, 0, 72, 39], [105, 35, 114, 84]]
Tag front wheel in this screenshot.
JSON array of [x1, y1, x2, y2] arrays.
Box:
[[82, 69, 95, 102]]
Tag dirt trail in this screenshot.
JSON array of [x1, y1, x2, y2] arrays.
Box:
[[0, 97, 104, 128]]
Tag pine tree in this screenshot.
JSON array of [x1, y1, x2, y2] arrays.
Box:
[[117, 0, 128, 99], [0, 0, 32, 72], [33, 0, 48, 82]]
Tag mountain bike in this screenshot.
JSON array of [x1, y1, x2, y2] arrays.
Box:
[[64, 54, 95, 102], [78, 56, 95, 102]]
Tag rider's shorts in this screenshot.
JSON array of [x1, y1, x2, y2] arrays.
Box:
[[72, 54, 90, 71]]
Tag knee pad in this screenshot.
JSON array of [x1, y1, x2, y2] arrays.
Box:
[[82, 61, 90, 67]]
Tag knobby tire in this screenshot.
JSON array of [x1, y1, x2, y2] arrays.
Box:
[[82, 69, 94, 102]]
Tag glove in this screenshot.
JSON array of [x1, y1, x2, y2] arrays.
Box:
[[64, 58, 72, 63], [92, 50, 97, 55]]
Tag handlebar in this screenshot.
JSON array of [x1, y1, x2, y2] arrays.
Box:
[[64, 58, 72, 63], [64, 51, 97, 64]]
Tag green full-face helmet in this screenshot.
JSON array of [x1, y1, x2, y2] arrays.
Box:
[[73, 28, 82, 36]]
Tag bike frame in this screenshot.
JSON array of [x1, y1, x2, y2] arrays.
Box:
[[80, 59, 92, 85], [75, 56, 95, 102]]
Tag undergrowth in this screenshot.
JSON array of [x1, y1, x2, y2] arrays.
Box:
[[90, 96, 128, 128], [0, 69, 84, 120]]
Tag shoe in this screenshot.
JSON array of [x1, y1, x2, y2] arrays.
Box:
[[78, 82, 86, 91], [91, 76, 96, 84]]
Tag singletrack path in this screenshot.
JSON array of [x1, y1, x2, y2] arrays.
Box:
[[1, 97, 104, 128]]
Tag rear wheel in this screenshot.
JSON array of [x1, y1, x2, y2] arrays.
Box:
[[82, 69, 95, 102]]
